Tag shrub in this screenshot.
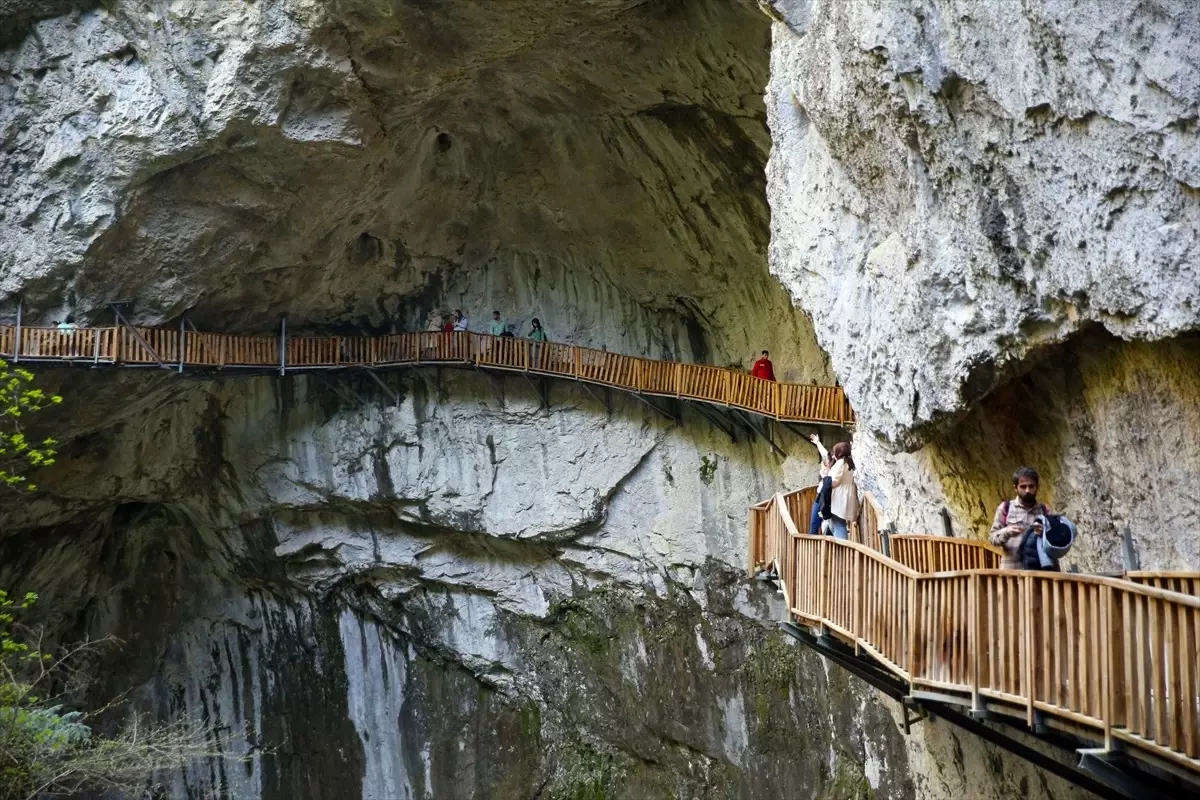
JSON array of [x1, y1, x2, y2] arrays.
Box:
[[0, 590, 240, 799]]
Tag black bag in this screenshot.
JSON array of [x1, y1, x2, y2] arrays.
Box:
[[816, 476, 833, 524]]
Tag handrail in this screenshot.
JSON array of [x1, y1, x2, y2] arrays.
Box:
[[0, 325, 854, 426], [749, 486, 1200, 777], [759, 484, 887, 555], [889, 534, 1003, 572]]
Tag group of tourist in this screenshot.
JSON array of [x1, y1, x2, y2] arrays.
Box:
[[425, 308, 547, 342], [802, 437, 1077, 571]]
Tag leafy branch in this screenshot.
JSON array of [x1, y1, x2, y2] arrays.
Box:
[[0, 360, 62, 492]]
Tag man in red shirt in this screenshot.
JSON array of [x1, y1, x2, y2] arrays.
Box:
[[751, 350, 776, 381]]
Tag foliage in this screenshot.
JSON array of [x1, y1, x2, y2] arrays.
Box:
[[0, 590, 238, 800], [0, 360, 61, 492], [698, 454, 719, 485]]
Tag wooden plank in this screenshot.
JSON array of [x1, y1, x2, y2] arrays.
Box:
[[1154, 598, 1168, 747], [1187, 605, 1199, 758], [1136, 593, 1147, 737]]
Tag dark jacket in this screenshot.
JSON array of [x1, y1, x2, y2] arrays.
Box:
[[816, 476, 833, 524]]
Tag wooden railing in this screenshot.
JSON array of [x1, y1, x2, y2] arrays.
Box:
[[748, 488, 1200, 777], [889, 534, 1002, 572], [0, 325, 854, 426], [1127, 572, 1200, 597]]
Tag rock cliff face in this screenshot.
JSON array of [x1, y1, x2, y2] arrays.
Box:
[[3, 0, 1187, 798], [0, 0, 826, 374], [767, 0, 1200, 443], [766, 0, 1200, 570]]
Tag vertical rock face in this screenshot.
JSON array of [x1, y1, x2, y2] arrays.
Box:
[[767, 0, 1200, 442], [766, 1, 1200, 568]]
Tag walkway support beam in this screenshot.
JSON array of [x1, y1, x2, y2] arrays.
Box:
[[279, 316, 287, 376], [110, 303, 165, 367], [12, 299, 22, 362]]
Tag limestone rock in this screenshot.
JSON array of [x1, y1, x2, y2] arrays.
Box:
[[766, 0, 1200, 445]]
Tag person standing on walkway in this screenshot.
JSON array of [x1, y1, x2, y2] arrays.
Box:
[[989, 467, 1053, 570], [490, 310, 505, 336], [751, 350, 777, 381], [453, 309, 469, 331], [808, 433, 832, 535], [826, 441, 859, 541], [529, 318, 547, 368]]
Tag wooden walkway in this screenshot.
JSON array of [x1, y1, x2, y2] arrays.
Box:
[[749, 486, 1200, 790], [0, 323, 854, 427]]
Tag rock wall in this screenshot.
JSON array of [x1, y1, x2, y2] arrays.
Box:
[[766, 0, 1200, 568], [766, 0, 1200, 444], [3, 0, 1182, 797]]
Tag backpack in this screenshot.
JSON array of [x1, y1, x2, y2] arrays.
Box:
[[1000, 500, 1047, 521]]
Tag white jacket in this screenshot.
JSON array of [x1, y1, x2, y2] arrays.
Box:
[[829, 459, 859, 521]]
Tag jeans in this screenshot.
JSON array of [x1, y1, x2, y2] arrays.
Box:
[[809, 502, 822, 536], [830, 516, 849, 540]]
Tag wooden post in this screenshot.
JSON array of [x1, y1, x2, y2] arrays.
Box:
[[674, 362, 682, 397], [853, 549, 862, 655], [907, 576, 918, 686], [971, 572, 982, 712], [278, 316, 287, 376], [93, 327, 102, 364], [1023, 575, 1035, 727], [1102, 584, 1114, 751]]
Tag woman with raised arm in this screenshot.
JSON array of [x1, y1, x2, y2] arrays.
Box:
[[826, 441, 859, 541]]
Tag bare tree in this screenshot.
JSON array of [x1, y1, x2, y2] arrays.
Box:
[[0, 590, 247, 800]]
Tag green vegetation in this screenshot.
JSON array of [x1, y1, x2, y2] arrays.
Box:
[[698, 454, 718, 485], [0, 591, 236, 799], [0, 360, 61, 492]]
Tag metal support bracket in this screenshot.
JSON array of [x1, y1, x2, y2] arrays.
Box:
[[110, 302, 166, 367], [734, 409, 787, 458], [472, 365, 505, 406], [692, 403, 736, 442], [901, 700, 928, 734], [521, 372, 549, 409], [630, 392, 675, 423], [579, 381, 612, 415], [782, 621, 1148, 800], [12, 298, 22, 362], [1077, 751, 1175, 800], [361, 367, 400, 406]]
